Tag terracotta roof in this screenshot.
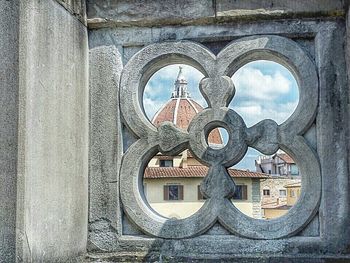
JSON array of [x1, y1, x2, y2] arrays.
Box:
[[277, 153, 295, 164], [152, 99, 176, 126], [144, 166, 269, 179], [152, 98, 223, 144]]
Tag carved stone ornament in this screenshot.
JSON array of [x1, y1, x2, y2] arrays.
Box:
[[119, 35, 320, 239]]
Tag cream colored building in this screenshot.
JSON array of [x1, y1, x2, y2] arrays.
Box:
[[144, 151, 268, 219], [257, 152, 302, 219], [262, 182, 301, 219], [260, 177, 301, 207]]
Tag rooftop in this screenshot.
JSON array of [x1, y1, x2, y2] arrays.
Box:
[[144, 166, 270, 179], [276, 153, 295, 164]]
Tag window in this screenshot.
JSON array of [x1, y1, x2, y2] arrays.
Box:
[[232, 185, 247, 200], [164, 185, 183, 200], [278, 167, 283, 175], [268, 170, 271, 174], [279, 189, 286, 197], [160, 160, 173, 167], [291, 164, 299, 175], [290, 189, 296, 197], [197, 185, 207, 200], [263, 189, 270, 196]]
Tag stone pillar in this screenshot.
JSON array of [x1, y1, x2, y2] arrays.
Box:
[[346, 4, 350, 253], [251, 179, 262, 219], [88, 46, 123, 251], [16, 0, 89, 261], [0, 1, 19, 262]]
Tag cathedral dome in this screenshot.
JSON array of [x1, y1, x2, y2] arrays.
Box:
[[151, 67, 223, 145]]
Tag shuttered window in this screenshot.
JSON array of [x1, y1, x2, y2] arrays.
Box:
[[263, 189, 270, 196], [232, 185, 248, 200], [197, 185, 207, 200], [164, 185, 183, 200], [159, 160, 173, 167]]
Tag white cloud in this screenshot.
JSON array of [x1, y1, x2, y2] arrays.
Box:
[[144, 81, 172, 101], [143, 97, 166, 120], [230, 62, 299, 127], [232, 67, 291, 101], [234, 101, 298, 127], [143, 62, 298, 127]]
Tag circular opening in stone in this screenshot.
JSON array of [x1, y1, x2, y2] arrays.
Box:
[[142, 149, 206, 219], [230, 60, 299, 127], [207, 127, 229, 149], [141, 64, 210, 220], [143, 64, 206, 127], [231, 147, 302, 220]]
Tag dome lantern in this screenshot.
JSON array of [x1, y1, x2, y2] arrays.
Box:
[[171, 66, 190, 98]]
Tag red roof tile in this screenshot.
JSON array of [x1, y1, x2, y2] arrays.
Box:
[[277, 153, 295, 164], [152, 98, 222, 144], [144, 166, 269, 179]]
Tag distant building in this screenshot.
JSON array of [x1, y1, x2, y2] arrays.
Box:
[[262, 182, 301, 219], [256, 152, 301, 219], [143, 67, 269, 219], [144, 151, 269, 219], [255, 152, 300, 177]]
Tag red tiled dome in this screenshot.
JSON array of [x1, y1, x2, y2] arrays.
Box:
[[152, 99, 223, 145], [151, 66, 223, 145]]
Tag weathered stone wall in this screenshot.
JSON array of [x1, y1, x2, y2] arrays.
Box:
[[0, 1, 19, 262], [56, 0, 87, 24], [87, 0, 346, 28], [87, 1, 350, 262], [0, 0, 348, 262], [16, 0, 89, 261], [88, 45, 123, 251]]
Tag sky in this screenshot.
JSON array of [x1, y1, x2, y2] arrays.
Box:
[[143, 61, 299, 171]]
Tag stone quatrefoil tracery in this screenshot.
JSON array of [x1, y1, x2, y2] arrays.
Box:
[[120, 35, 321, 239]]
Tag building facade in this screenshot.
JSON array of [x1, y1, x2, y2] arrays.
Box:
[[144, 154, 268, 219], [256, 152, 302, 218], [262, 182, 301, 219], [256, 152, 300, 177]]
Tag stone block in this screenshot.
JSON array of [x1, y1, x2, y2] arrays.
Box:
[[16, 0, 88, 261], [216, 0, 346, 22], [87, 0, 346, 28], [87, 0, 215, 28], [55, 0, 87, 24], [0, 1, 19, 262], [89, 45, 123, 251]]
